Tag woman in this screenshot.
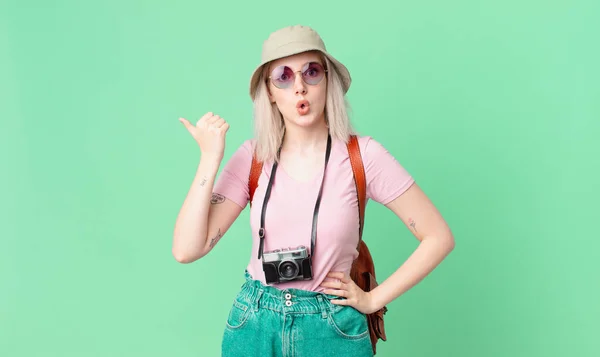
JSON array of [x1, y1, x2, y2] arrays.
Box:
[[173, 25, 455, 357]]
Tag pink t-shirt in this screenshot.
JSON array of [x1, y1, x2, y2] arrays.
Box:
[[213, 135, 415, 292]]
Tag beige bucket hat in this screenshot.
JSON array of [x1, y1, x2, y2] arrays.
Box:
[[249, 25, 352, 100]]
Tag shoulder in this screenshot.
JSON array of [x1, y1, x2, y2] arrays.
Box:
[[220, 138, 256, 174], [238, 138, 256, 154], [348, 134, 397, 162], [350, 134, 414, 200], [227, 138, 255, 160]]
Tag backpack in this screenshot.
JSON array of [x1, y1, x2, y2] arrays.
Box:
[[248, 135, 388, 355]]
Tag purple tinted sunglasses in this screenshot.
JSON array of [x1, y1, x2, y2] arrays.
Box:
[[268, 62, 328, 89]]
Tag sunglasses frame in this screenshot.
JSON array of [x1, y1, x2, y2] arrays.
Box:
[[267, 61, 328, 89]]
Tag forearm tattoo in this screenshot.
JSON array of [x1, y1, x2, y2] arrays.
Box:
[[209, 228, 222, 248], [210, 193, 225, 204], [408, 218, 418, 233], [199, 176, 208, 187]]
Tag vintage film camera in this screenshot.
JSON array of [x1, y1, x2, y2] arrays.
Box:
[[262, 245, 313, 284]]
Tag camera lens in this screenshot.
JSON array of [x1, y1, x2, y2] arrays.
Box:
[[279, 260, 298, 279]]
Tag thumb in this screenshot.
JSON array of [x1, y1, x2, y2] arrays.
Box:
[[178, 117, 194, 131]]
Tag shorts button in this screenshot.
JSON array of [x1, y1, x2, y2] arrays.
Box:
[[284, 293, 292, 300], [285, 300, 292, 307]]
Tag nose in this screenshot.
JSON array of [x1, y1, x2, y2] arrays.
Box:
[[293, 72, 307, 95]]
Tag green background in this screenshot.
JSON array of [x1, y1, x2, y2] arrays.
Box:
[[1, 0, 598, 356]]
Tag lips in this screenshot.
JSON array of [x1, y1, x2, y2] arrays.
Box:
[[296, 100, 310, 115]]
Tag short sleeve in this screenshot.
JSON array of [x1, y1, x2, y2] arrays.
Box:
[[212, 140, 254, 208], [362, 137, 415, 205]]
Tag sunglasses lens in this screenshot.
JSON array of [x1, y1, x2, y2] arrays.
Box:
[[270, 65, 295, 88], [302, 62, 325, 85]]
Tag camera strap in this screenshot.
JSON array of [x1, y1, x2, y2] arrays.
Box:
[[257, 133, 332, 260]]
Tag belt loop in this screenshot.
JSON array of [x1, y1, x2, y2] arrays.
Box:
[[253, 289, 264, 312], [316, 295, 328, 319]]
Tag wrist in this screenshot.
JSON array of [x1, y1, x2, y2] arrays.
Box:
[[197, 154, 222, 177], [368, 289, 385, 313], [199, 153, 222, 168]]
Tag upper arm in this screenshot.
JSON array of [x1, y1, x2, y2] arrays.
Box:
[[384, 183, 454, 245], [360, 136, 453, 245], [200, 140, 254, 256], [200, 193, 244, 256]]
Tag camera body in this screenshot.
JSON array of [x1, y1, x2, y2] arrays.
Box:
[[262, 245, 313, 284]]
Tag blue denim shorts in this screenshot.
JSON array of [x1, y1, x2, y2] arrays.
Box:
[[221, 270, 374, 357]]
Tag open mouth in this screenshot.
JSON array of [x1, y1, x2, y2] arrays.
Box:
[[296, 100, 310, 115]]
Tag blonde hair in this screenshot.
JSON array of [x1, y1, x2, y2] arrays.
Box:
[[252, 54, 355, 163]]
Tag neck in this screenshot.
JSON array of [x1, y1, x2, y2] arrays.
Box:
[[281, 119, 329, 155]]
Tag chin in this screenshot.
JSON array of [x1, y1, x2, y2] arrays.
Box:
[[287, 111, 325, 128]]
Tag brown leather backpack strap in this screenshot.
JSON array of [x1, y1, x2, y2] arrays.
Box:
[[348, 135, 388, 355], [347, 135, 366, 241], [248, 154, 263, 207]]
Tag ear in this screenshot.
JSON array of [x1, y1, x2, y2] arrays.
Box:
[[267, 84, 275, 103], [263, 66, 276, 103]]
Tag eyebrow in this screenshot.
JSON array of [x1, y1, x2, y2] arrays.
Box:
[[271, 61, 324, 71]]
